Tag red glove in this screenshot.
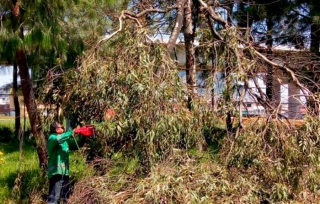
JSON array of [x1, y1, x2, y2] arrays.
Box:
[[74, 128, 81, 134], [74, 125, 95, 137]]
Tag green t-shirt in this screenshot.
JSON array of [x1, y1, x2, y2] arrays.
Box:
[[47, 130, 83, 178]]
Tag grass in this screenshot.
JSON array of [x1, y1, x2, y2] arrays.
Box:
[[0, 140, 44, 203], [0, 120, 94, 203]]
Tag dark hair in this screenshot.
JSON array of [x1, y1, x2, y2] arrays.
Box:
[[50, 121, 63, 134]]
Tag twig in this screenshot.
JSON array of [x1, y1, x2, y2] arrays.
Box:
[[96, 7, 176, 48], [95, 11, 125, 48], [253, 49, 310, 95], [198, 0, 228, 27]]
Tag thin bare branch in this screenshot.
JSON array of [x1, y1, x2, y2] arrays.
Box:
[[253, 49, 309, 94], [96, 11, 125, 47], [96, 6, 177, 48], [205, 13, 223, 40], [198, 0, 228, 28], [123, 7, 174, 18]]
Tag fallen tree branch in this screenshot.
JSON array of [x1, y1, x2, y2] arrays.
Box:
[[253, 49, 310, 94], [97, 7, 177, 47], [198, 0, 228, 28], [95, 11, 125, 48], [167, 0, 186, 52], [205, 12, 223, 41]]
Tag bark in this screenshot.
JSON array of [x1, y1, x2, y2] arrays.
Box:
[[225, 64, 233, 133], [265, 51, 273, 101], [265, 17, 274, 110], [308, 23, 320, 116], [11, 0, 47, 170], [13, 62, 21, 138], [226, 111, 233, 133], [167, 0, 186, 52], [310, 23, 320, 56], [183, 0, 197, 110], [16, 50, 48, 169]]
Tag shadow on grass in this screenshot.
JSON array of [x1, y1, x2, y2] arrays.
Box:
[[1, 171, 16, 190], [0, 139, 36, 154], [203, 126, 227, 154], [0, 122, 32, 144], [0, 168, 47, 202], [0, 126, 15, 143]]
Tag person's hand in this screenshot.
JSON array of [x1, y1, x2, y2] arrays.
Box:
[[74, 127, 82, 134]]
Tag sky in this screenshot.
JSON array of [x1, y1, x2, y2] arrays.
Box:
[[0, 66, 22, 91], [0, 66, 16, 88]]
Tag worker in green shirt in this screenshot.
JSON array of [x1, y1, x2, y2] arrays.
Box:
[[47, 121, 94, 204]]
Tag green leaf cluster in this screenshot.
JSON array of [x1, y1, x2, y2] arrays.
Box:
[[61, 27, 211, 167]]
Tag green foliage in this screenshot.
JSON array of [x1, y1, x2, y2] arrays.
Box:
[[2, 0, 320, 203], [0, 0, 114, 104], [220, 118, 320, 202], [70, 151, 95, 180], [202, 112, 226, 153], [66, 117, 320, 203], [60, 27, 209, 168]]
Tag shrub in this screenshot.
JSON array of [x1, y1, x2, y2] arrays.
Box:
[[61, 29, 209, 170]]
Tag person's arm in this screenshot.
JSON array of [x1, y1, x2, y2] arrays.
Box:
[[47, 131, 69, 153], [68, 126, 95, 150], [47, 131, 73, 151]]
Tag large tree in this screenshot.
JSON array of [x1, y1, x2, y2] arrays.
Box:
[[5, 0, 49, 169], [0, 0, 87, 169], [0, 0, 131, 169]]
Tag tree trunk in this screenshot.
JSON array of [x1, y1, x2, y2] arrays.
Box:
[[310, 23, 320, 56], [184, 0, 197, 110], [308, 23, 320, 116], [16, 50, 48, 169], [266, 50, 273, 102], [11, 0, 47, 170], [13, 62, 21, 138], [265, 17, 274, 111]]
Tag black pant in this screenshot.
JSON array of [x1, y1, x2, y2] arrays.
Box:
[[47, 174, 70, 204]]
